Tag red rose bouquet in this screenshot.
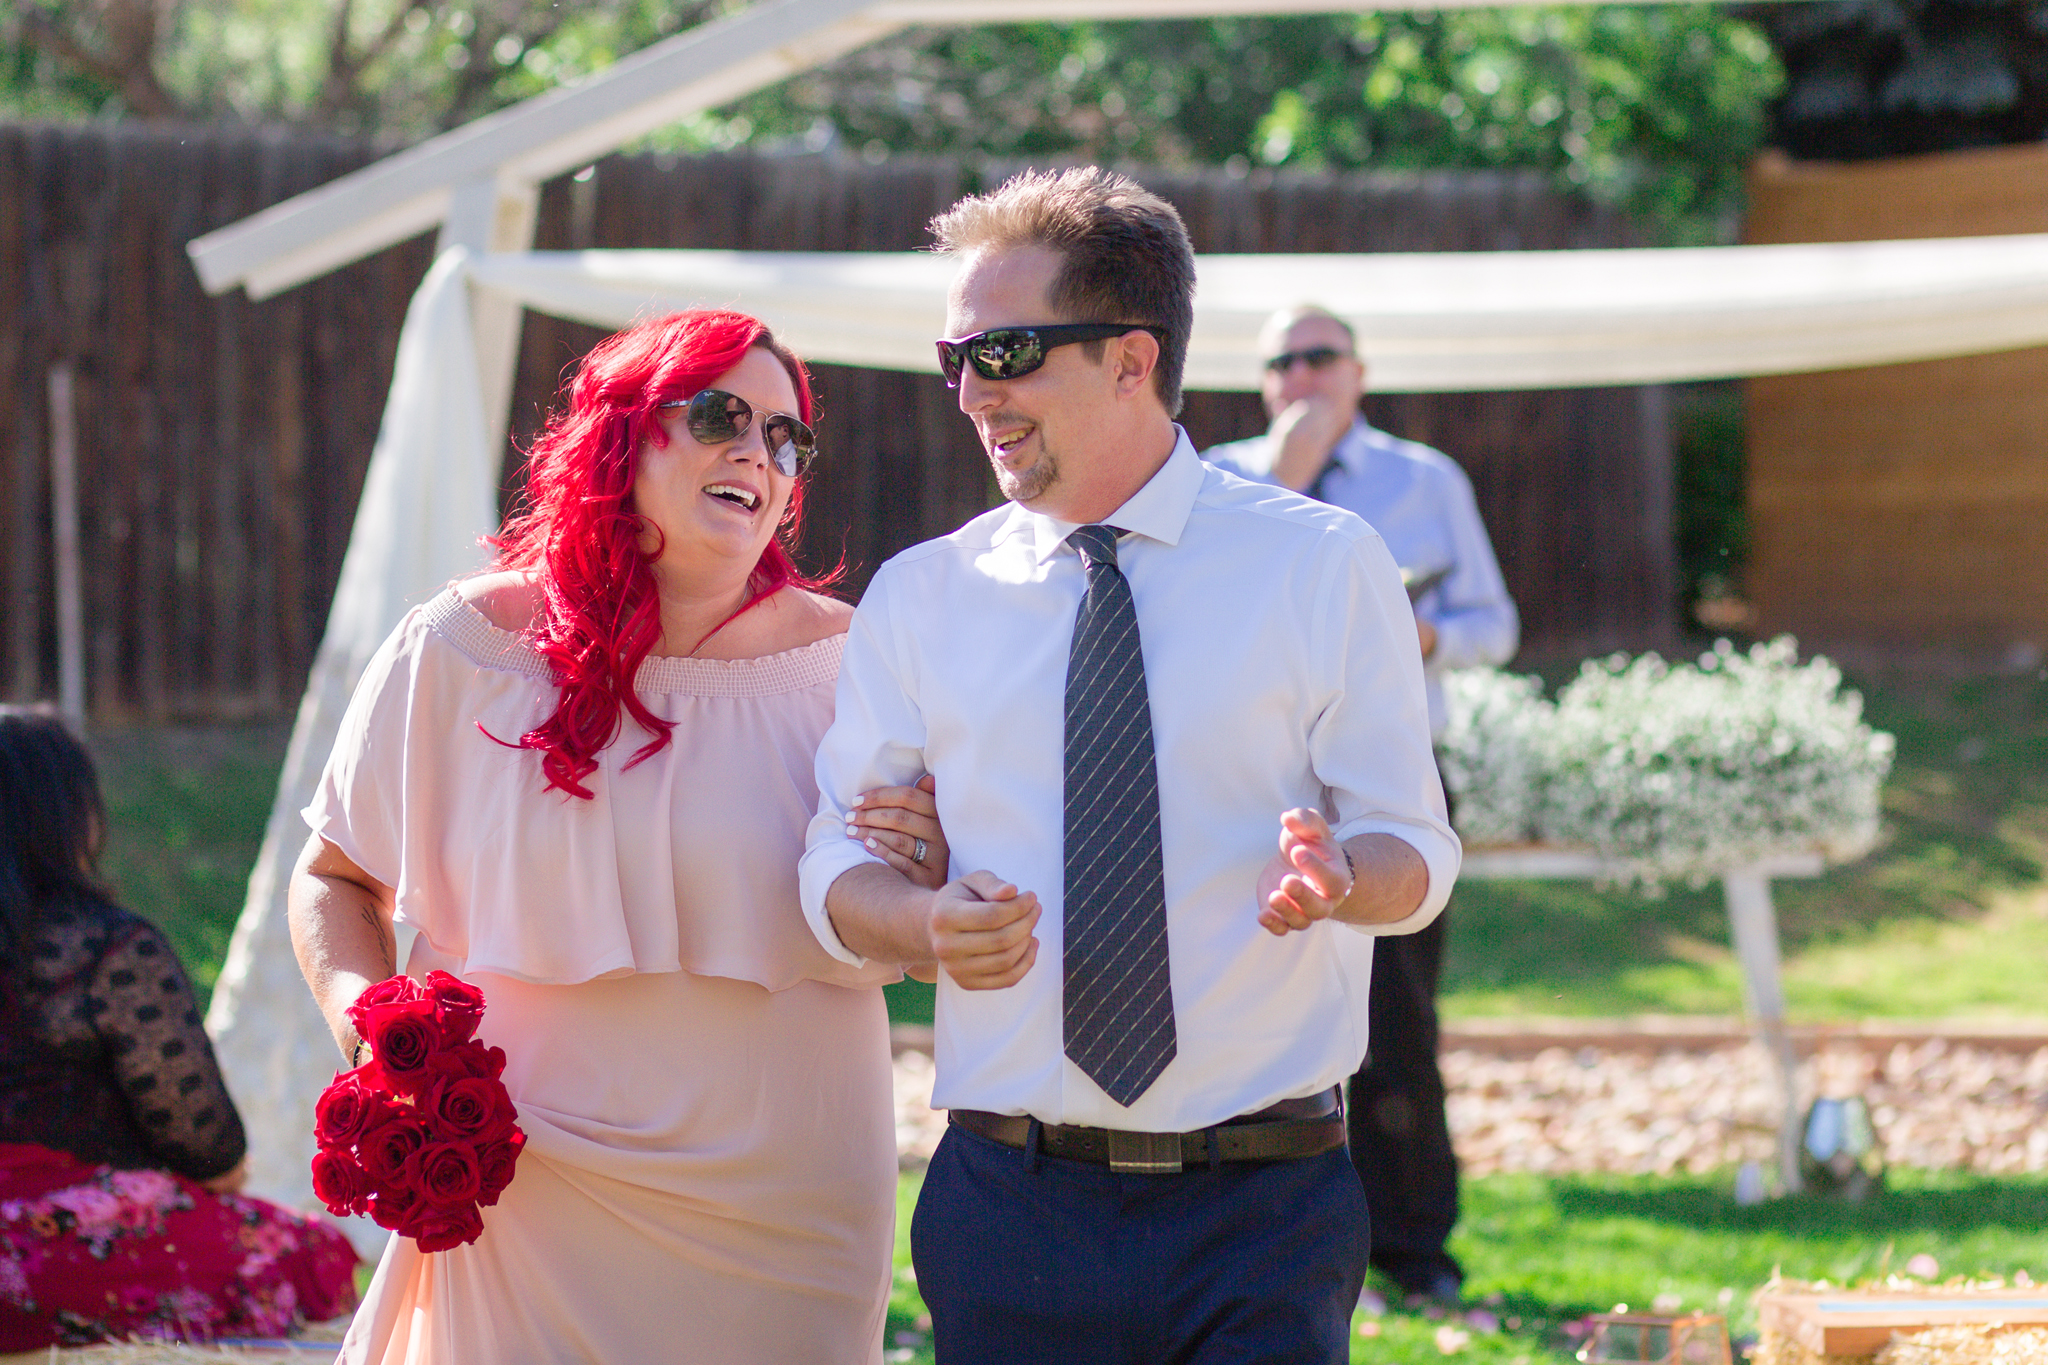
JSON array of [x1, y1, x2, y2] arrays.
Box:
[[310, 971, 525, 1252]]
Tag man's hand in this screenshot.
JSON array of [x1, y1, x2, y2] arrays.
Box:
[[1256, 808, 1354, 935], [931, 870, 1042, 989], [1270, 396, 1352, 491], [825, 862, 1041, 990], [1417, 614, 1438, 660]]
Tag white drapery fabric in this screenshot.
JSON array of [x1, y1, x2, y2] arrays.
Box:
[[466, 233, 2048, 391], [205, 232, 2048, 1231]]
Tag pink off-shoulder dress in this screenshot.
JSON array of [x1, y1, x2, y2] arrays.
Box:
[[305, 588, 898, 1365]]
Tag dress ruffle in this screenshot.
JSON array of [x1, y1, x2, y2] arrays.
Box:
[[306, 589, 895, 991]]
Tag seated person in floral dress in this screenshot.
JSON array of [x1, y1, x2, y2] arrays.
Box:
[[0, 708, 359, 1349]]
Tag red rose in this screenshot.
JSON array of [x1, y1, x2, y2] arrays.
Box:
[[345, 975, 426, 1034], [423, 971, 487, 1047], [414, 1141, 483, 1207], [358, 1111, 432, 1188], [403, 1202, 484, 1254], [421, 1039, 506, 1084], [424, 1075, 514, 1145], [367, 1181, 423, 1232], [475, 1131, 524, 1207], [310, 1149, 374, 1218], [359, 1003, 438, 1095], [313, 1070, 390, 1149]]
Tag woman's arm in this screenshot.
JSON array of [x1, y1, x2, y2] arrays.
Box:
[[287, 831, 399, 1064], [846, 774, 948, 981], [91, 920, 250, 1183]]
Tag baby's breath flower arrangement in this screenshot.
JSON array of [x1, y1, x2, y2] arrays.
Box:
[[1442, 638, 1894, 888]]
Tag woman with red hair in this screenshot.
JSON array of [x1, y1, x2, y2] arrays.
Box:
[[286, 311, 944, 1362]]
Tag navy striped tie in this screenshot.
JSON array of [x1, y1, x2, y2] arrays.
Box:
[[1061, 524, 1176, 1107]]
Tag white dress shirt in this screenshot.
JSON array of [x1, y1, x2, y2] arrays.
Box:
[[798, 429, 1460, 1132], [1205, 417, 1519, 736]]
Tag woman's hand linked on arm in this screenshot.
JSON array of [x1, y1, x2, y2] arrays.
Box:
[[846, 773, 950, 890]]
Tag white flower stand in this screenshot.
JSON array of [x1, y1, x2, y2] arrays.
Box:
[[1461, 847, 1828, 1194]]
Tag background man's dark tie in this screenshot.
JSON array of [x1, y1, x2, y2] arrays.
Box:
[[1061, 523, 1176, 1107]]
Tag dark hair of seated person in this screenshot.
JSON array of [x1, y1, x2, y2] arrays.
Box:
[[0, 708, 246, 1181]]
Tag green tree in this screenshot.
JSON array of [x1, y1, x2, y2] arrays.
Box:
[[698, 12, 1781, 242], [0, 0, 727, 135]]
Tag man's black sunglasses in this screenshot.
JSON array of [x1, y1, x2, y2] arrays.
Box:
[[656, 388, 817, 478], [1264, 346, 1352, 374], [935, 322, 1168, 388]]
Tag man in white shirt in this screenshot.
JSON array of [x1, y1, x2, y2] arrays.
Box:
[[798, 168, 1460, 1363], [1204, 307, 1519, 1305]]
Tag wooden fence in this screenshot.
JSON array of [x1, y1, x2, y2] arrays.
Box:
[[0, 121, 1673, 722], [1745, 145, 2048, 659]]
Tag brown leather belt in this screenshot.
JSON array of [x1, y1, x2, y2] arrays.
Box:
[[949, 1088, 1345, 1175]]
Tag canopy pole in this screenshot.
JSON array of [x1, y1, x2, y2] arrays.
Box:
[[46, 362, 85, 731], [441, 175, 538, 459]]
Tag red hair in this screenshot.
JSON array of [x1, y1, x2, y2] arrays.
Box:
[[491, 310, 836, 799]]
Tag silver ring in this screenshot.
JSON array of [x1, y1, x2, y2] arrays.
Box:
[[914, 838, 928, 864]]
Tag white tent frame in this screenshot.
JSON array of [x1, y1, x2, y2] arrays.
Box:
[[190, 0, 1994, 1220]]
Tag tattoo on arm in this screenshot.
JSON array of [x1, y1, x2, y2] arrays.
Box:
[[356, 901, 397, 978]]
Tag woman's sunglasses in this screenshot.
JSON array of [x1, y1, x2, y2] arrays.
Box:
[[657, 389, 817, 478], [935, 322, 1168, 388]]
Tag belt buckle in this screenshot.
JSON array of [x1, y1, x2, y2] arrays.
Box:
[[1106, 1129, 1183, 1175]]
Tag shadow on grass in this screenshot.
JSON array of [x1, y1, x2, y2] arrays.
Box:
[[1554, 1173, 2048, 1239]]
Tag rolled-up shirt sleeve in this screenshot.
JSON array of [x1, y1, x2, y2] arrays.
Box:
[[1312, 529, 1463, 934], [799, 572, 929, 966]]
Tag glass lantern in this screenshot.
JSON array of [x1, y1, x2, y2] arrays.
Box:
[[1578, 1312, 1733, 1365]]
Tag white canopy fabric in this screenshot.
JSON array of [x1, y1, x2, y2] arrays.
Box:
[[205, 230, 2048, 1237], [470, 232, 2048, 392]]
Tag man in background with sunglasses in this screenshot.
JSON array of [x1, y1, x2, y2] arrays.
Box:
[[798, 166, 1460, 1364], [1204, 305, 1519, 1309]]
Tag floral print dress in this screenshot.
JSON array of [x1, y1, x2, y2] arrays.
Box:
[[0, 896, 359, 1349]]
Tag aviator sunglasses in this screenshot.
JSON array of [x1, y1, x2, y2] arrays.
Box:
[[935, 322, 1168, 388], [1264, 346, 1352, 374], [657, 389, 818, 478]]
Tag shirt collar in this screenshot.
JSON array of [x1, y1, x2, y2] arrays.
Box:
[[1021, 426, 1204, 565]]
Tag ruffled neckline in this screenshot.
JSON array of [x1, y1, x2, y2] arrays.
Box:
[[421, 588, 846, 698]]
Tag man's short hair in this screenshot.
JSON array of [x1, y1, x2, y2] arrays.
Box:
[[930, 166, 1196, 416]]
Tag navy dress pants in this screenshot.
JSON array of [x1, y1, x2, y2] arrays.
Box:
[[911, 1123, 1370, 1364], [1346, 906, 1463, 1295]]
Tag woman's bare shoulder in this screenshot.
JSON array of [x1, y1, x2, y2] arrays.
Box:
[[697, 587, 851, 659], [787, 589, 855, 639], [456, 570, 544, 633]]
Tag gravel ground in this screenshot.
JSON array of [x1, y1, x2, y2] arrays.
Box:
[[892, 1037, 2048, 1175]]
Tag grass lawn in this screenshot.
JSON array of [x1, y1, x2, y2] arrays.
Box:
[[86, 720, 293, 1006], [880, 1168, 2048, 1363]]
